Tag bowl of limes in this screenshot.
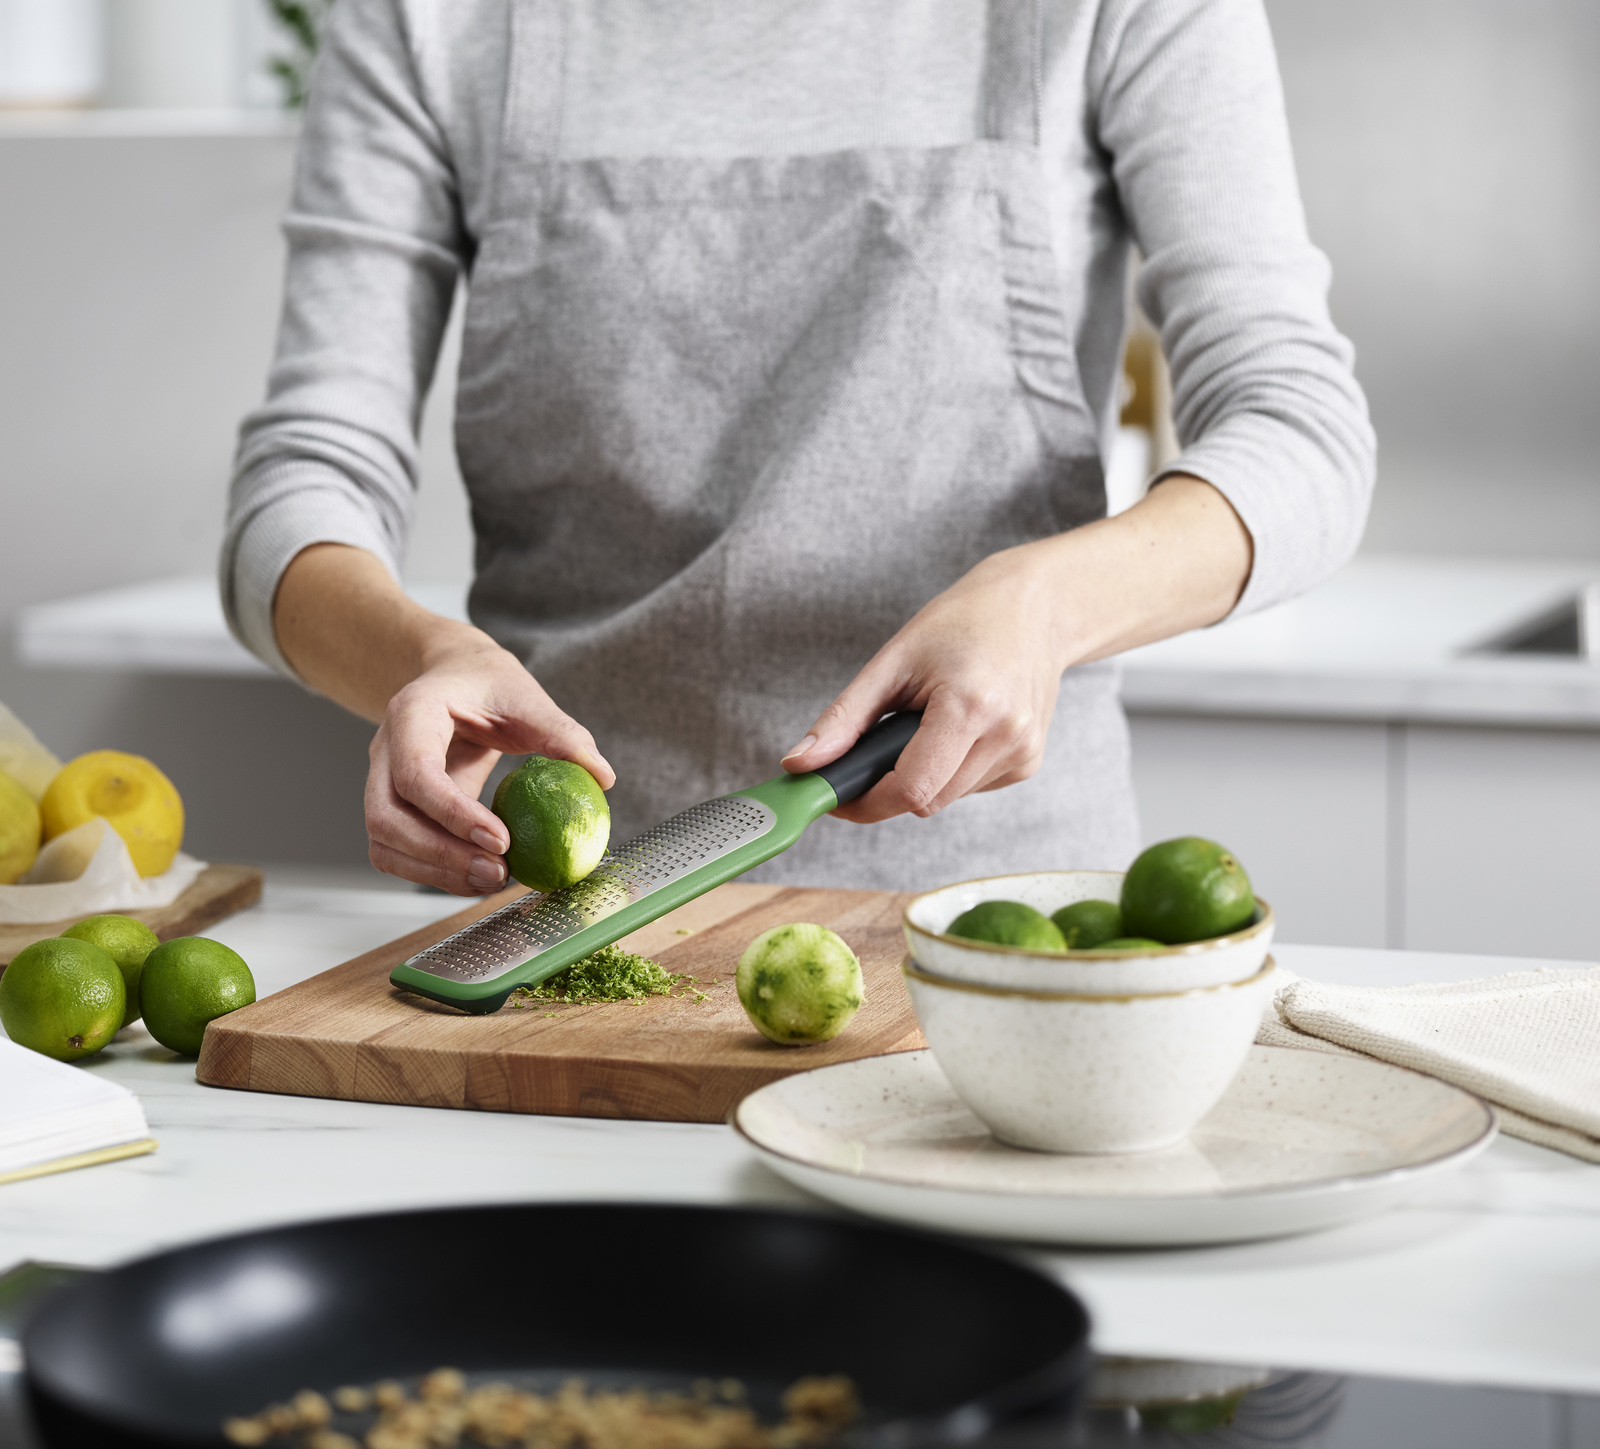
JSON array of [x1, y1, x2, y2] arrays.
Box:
[[902, 840, 1273, 994], [898, 839, 1277, 1154]]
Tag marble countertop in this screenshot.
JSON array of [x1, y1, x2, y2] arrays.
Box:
[[0, 877, 1596, 1394], [17, 555, 1600, 725]]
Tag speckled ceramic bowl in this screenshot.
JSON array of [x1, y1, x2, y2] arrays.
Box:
[[903, 871, 1273, 994], [903, 955, 1279, 1154]]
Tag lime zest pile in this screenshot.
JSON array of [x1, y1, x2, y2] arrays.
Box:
[[508, 944, 710, 1009]]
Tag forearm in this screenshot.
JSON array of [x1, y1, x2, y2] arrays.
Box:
[[272, 543, 496, 722], [1033, 474, 1253, 670]]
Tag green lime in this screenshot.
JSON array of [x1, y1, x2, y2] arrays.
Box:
[[492, 756, 611, 894], [1097, 938, 1167, 950], [1120, 837, 1256, 945], [0, 937, 125, 1061], [945, 900, 1066, 952], [1051, 899, 1123, 950], [737, 923, 864, 1046], [139, 937, 256, 1057], [61, 914, 160, 1028]]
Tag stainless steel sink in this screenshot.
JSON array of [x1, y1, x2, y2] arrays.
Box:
[[1468, 582, 1600, 660]]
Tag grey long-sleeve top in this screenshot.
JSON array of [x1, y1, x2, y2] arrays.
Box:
[[222, 0, 1375, 679]]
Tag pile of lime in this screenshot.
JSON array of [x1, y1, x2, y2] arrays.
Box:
[[0, 914, 255, 1061], [945, 837, 1256, 953]]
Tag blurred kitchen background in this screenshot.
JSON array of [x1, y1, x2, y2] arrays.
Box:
[[3, 0, 1599, 956]]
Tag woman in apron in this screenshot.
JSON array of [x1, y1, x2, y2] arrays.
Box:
[[226, 0, 1373, 896]]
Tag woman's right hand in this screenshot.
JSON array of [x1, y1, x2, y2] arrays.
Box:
[[365, 631, 614, 895], [273, 543, 614, 896]]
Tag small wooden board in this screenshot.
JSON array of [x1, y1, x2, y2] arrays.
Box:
[[0, 864, 264, 966], [197, 883, 925, 1124]]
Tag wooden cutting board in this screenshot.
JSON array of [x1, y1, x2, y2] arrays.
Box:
[[0, 864, 264, 966], [197, 883, 925, 1123]]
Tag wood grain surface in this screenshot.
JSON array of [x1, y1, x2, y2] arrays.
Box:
[[197, 882, 925, 1123], [0, 864, 264, 966]]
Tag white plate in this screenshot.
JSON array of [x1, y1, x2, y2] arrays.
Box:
[[733, 1047, 1496, 1247]]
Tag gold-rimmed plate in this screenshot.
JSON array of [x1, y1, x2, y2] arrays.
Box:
[[733, 1046, 1496, 1247]]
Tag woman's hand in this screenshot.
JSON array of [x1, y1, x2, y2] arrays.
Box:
[[364, 634, 613, 894], [781, 545, 1071, 823], [274, 544, 614, 895], [780, 475, 1253, 823]]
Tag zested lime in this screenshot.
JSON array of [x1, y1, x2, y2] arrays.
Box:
[[1050, 899, 1123, 950], [61, 913, 160, 1027], [492, 757, 611, 894], [1120, 837, 1256, 945], [0, 937, 125, 1061], [946, 900, 1066, 952], [140, 937, 256, 1057], [737, 923, 864, 1045]]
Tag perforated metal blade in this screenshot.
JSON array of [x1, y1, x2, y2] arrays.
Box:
[[390, 773, 837, 1013]]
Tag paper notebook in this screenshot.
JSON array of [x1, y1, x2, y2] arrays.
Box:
[[0, 1037, 154, 1184]]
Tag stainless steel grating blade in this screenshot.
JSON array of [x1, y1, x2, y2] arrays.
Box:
[[405, 794, 778, 985]]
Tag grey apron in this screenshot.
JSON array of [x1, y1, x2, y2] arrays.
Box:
[[455, 0, 1139, 891]]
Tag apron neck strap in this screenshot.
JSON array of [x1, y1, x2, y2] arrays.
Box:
[[495, 0, 565, 213], [983, 0, 1043, 147]]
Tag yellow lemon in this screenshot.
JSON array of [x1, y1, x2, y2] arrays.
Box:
[[41, 751, 184, 878], [0, 770, 42, 884]]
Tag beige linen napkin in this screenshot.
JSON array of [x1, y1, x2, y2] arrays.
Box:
[[1256, 967, 1600, 1163]]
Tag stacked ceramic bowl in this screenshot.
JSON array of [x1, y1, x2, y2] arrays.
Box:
[[902, 872, 1277, 1154]]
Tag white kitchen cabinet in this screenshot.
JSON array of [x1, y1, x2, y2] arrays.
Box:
[[1127, 713, 1392, 949], [1129, 711, 1600, 962], [1402, 725, 1600, 963]]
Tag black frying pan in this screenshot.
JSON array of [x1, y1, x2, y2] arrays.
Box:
[[22, 1204, 1091, 1449]]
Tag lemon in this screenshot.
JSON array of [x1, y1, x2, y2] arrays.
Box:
[[0, 770, 41, 884], [1051, 899, 1123, 950], [492, 756, 610, 894], [946, 900, 1066, 952], [1120, 837, 1256, 945], [61, 914, 160, 1028], [0, 937, 126, 1061], [737, 923, 864, 1045], [139, 936, 256, 1057], [41, 751, 184, 878]]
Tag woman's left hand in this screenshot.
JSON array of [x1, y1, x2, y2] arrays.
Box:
[[780, 475, 1254, 823]]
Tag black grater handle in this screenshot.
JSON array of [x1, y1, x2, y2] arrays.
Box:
[[811, 711, 923, 806]]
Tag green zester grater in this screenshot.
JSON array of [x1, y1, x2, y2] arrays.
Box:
[[390, 712, 922, 1013]]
